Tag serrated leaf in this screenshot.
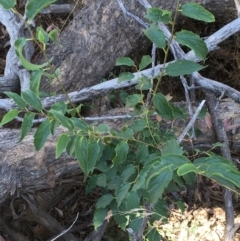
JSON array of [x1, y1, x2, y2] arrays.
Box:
[[0, 109, 19, 126], [4, 91, 26, 109], [143, 24, 166, 48], [145, 7, 172, 23], [85, 174, 98, 194], [151, 199, 168, 222], [96, 194, 114, 209], [175, 30, 208, 60], [118, 129, 134, 139], [121, 164, 136, 182], [93, 208, 108, 230], [161, 139, 183, 155], [135, 75, 152, 90], [116, 57, 134, 66], [125, 94, 143, 108], [161, 154, 190, 171], [97, 173, 107, 187], [49, 29, 60, 45], [112, 141, 129, 165], [130, 119, 147, 132], [177, 163, 198, 176], [19, 112, 35, 142], [21, 89, 42, 111], [125, 191, 139, 211], [36, 26, 49, 44], [0, 0, 16, 9], [166, 60, 206, 76], [136, 145, 149, 164], [50, 110, 74, 131], [153, 93, 173, 119], [71, 117, 88, 131], [116, 183, 131, 207], [94, 124, 110, 133], [65, 135, 76, 156], [118, 72, 135, 82], [139, 55, 152, 70], [181, 3, 215, 22], [15, 38, 48, 70], [75, 137, 100, 180], [34, 120, 51, 151], [146, 228, 162, 241], [148, 170, 172, 203], [56, 133, 71, 158], [26, 0, 58, 20], [129, 218, 144, 233], [30, 69, 43, 97]]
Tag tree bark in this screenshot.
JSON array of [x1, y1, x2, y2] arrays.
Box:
[[39, 0, 237, 94]]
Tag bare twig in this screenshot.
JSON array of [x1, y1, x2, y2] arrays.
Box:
[[177, 100, 206, 143], [48, 212, 79, 241]]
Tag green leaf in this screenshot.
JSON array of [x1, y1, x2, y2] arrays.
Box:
[[49, 29, 60, 45], [153, 93, 173, 119], [50, 110, 74, 131], [136, 145, 149, 164], [125, 94, 143, 108], [161, 139, 183, 155], [0, 109, 19, 126], [143, 24, 166, 48], [19, 112, 35, 142], [4, 92, 26, 109], [177, 163, 198, 176], [85, 174, 98, 194], [139, 55, 152, 70], [118, 129, 134, 139], [97, 173, 107, 187], [148, 169, 172, 203], [166, 60, 206, 76], [30, 69, 43, 97], [121, 164, 136, 182], [116, 183, 131, 207], [93, 208, 108, 230], [111, 201, 128, 230], [130, 119, 147, 132], [206, 164, 240, 188], [96, 194, 114, 209], [129, 217, 144, 233], [34, 120, 51, 151], [56, 133, 71, 158], [146, 228, 162, 241], [161, 154, 190, 171], [181, 3, 215, 22], [135, 75, 152, 90], [151, 199, 168, 222], [116, 57, 134, 66], [65, 135, 76, 156], [26, 0, 58, 20], [125, 191, 139, 211], [94, 124, 110, 133], [0, 0, 16, 9], [118, 72, 135, 82], [51, 101, 67, 114], [75, 137, 100, 180], [175, 30, 208, 60], [15, 38, 48, 70], [71, 117, 88, 131], [112, 141, 129, 165], [21, 90, 42, 112], [146, 7, 172, 23], [36, 26, 49, 44]]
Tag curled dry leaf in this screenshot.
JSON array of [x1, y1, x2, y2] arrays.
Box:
[[105, 210, 112, 222], [205, 112, 212, 129], [156, 114, 162, 122], [165, 93, 173, 101]]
